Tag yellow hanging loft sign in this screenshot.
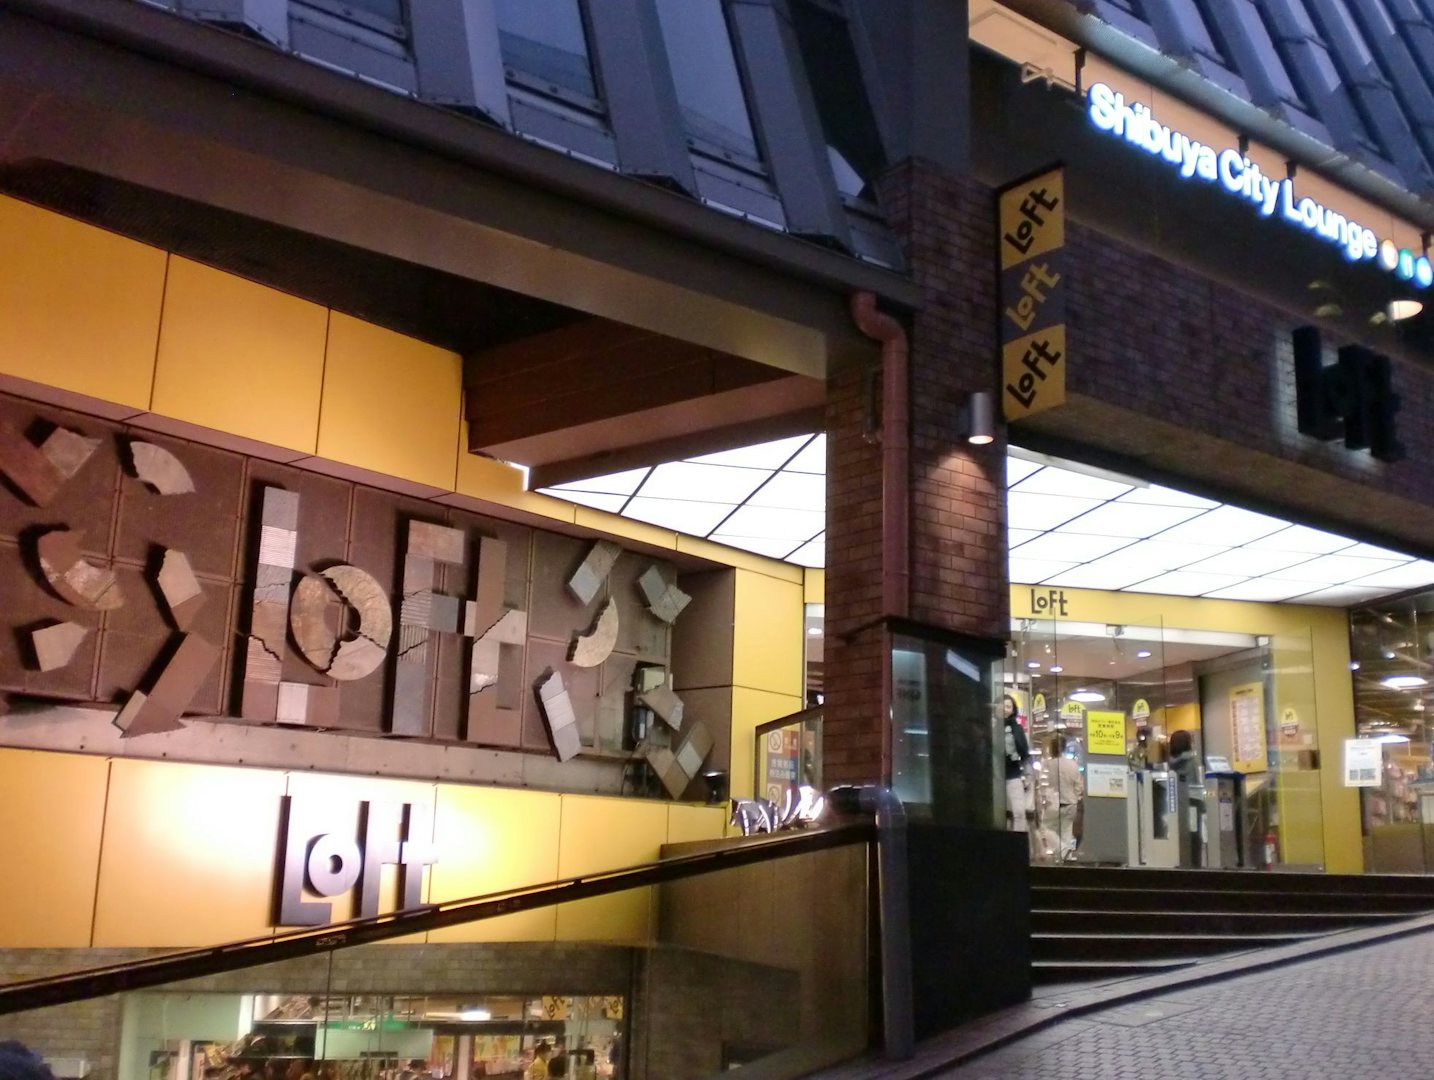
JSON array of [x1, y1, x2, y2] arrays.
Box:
[[997, 166, 1067, 421]]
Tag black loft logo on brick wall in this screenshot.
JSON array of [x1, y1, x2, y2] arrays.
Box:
[[1293, 326, 1403, 463]]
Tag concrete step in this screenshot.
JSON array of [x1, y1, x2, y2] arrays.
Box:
[[1032, 885, 1434, 915], [1031, 957, 1199, 985], [1030, 931, 1317, 961], [1032, 909, 1411, 935], [1030, 865, 1434, 898]]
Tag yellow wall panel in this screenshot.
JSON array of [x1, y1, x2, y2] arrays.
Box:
[[282, 772, 437, 941], [453, 424, 577, 521], [804, 568, 825, 605], [573, 507, 676, 549], [428, 785, 562, 944], [675, 535, 803, 582], [317, 313, 461, 490], [732, 570, 804, 697], [92, 759, 285, 947], [0, 196, 165, 409], [731, 687, 804, 803], [0, 749, 108, 947], [554, 794, 668, 944], [151, 258, 327, 453], [666, 803, 727, 846]]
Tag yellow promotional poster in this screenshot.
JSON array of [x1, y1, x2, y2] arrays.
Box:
[[1086, 710, 1127, 756], [1230, 682, 1269, 773], [998, 166, 1067, 422]]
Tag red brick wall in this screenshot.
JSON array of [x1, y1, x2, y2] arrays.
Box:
[[823, 363, 887, 786], [823, 161, 1010, 786]]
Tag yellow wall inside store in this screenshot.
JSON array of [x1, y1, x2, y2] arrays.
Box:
[[0, 747, 726, 949], [1164, 703, 1199, 737], [1009, 585, 1361, 873]]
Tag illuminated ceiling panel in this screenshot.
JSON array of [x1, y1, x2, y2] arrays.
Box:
[[537, 439, 1434, 604]]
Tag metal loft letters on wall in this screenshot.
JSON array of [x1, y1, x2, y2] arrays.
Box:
[[276, 794, 438, 926], [1293, 326, 1404, 462], [240, 487, 527, 736]]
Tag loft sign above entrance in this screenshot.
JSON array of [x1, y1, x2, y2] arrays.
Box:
[[276, 794, 439, 927], [1086, 83, 1433, 289]]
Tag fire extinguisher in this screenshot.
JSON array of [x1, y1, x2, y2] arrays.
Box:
[[1263, 831, 1278, 870]]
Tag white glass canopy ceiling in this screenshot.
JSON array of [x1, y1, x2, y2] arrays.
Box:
[[539, 437, 1434, 605]]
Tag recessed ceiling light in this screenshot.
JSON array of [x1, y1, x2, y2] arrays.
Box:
[[1389, 299, 1423, 321], [1382, 675, 1428, 689], [1049, 665, 1063, 673], [807, 627, 823, 636], [1136, 650, 1153, 659], [1071, 689, 1106, 703], [1026, 661, 1041, 669], [1378, 733, 1411, 744]]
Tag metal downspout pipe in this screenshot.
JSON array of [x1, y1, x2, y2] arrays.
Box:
[[849, 291, 911, 623], [829, 783, 914, 1060]]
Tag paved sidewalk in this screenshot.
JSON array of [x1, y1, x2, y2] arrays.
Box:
[[939, 928, 1434, 1079]]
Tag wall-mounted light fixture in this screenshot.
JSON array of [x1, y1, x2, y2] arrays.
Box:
[[965, 390, 996, 445]]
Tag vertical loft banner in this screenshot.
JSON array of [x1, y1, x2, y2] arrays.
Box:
[[997, 166, 1067, 420]]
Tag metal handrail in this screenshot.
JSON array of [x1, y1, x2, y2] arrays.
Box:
[[0, 820, 874, 1015]]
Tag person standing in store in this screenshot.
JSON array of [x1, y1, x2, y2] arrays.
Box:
[[525, 1044, 551, 1080], [1045, 734, 1083, 860], [1001, 695, 1031, 834]]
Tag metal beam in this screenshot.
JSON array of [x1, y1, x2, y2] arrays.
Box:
[[587, 0, 698, 195], [728, 0, 851, 247], [409, 0, 511, 127], [0, 0, 920, 332]]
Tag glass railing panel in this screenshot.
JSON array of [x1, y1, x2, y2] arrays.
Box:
[[0, 830, 872, 1080], [647, 836, 869, 1076]]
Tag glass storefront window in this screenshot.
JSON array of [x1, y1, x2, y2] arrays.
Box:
[[890, 629, 1004, 827], [1350, 593, 1434, 872], [494, 0, 599, 102], [999, 605, 1326, 871], [122, 993, 625, 1080], [653, 0, 762, 165]]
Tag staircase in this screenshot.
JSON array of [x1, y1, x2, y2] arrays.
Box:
[[1031, 865, 1434, 984]]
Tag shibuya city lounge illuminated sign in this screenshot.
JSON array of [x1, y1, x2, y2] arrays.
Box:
[[1087, 83, 1434, 289]]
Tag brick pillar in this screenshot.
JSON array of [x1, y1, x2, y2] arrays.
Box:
[[824, 159, 1009, 790]]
